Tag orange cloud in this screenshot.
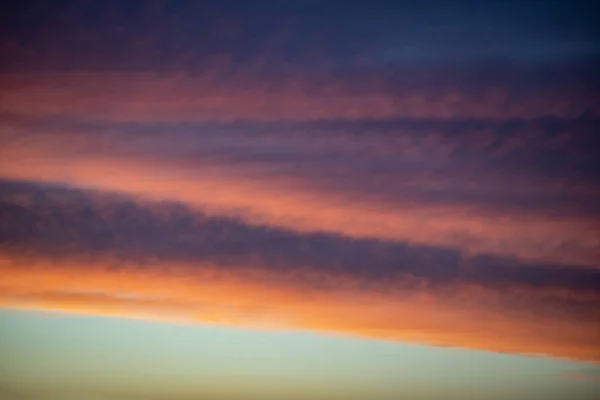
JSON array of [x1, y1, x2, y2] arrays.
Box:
[[0, 73, 595, 123], [1, 135, 598, 267], [1, 253, 599, 363]]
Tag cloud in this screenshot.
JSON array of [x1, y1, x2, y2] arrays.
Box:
[[1, 2, 598, 122], [1, 1, 598, 270], [2, 0, 598, 72], [2, 254, 599, 363], [1, 179, 599, 294], [1, 180, 599, 362], [1, 0, 599, 367], [0, 71, 597, 123], [1, 120, 599, 267]]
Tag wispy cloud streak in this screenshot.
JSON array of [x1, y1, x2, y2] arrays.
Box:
[[0, 181, 599, 362], [1, 0, 599, 365]]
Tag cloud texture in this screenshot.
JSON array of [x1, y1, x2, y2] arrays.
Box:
[[1, 0, 599, 363]]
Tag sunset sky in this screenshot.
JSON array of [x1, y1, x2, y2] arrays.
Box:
[[1, 1, 599, 399]]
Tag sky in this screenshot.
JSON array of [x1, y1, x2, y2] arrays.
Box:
[[0, 1, 599, 399]]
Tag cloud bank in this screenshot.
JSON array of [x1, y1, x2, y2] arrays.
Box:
[[1, 180, 599, 362], [1, 0, 599, 364]]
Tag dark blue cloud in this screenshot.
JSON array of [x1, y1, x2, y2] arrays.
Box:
[[1, 0, 598, 74], [2, 179, 599, 299], [3, 113, 599, 219]]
